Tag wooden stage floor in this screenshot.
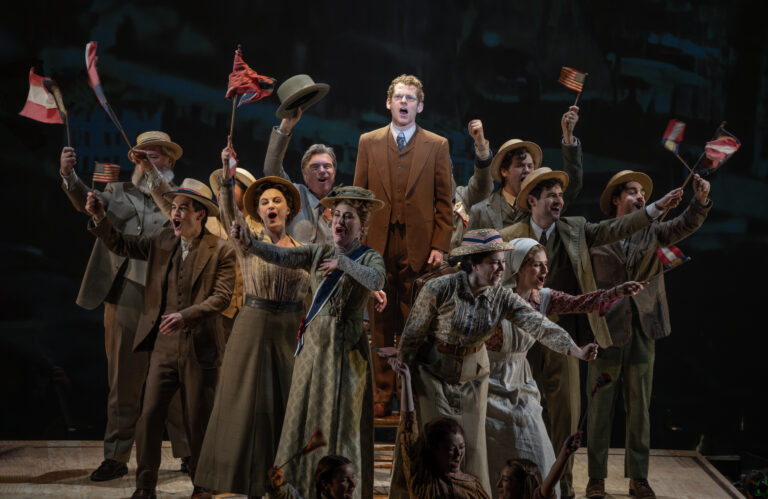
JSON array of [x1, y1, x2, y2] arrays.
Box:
[[0, 441, 742, 498]]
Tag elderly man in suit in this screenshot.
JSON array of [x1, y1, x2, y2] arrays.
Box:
[[468, 106, 583, 231], [500, 168, 683, 498], [58, 132, 190, 481], [585, 171, 711, 499], [353, 74, 453, 417], [86, 178, 235, 499]]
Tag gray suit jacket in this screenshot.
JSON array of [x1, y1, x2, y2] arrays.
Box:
[[451, 152, 494, 249], [590, 198, 712, 346], [62, 174, 168, 309], [467, 138, 584, 231]]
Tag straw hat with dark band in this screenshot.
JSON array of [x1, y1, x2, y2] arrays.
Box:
[[490, 138, 543, 184], [242, 176, 302, 225], [449, 229, 516, 257], [599, 170, 653, 215], [515, 167, 570, 212], [209, 167, 257, 197], [131, 131, 183, 160], [319, 185, 385, 211], [162, 178, 218, 217], [275, 74, 330, 119]]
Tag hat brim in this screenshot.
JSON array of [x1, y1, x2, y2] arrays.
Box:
[[319, 195, 385, 212], [490, 140, 543, 184], [275, 83, 330, 119], [209, 169, 256, 197], [242, 176, 302, 225], [449, 240, 516, 258], [516, 170, 570, 212], [163, 189, 218, 218], [130, 140, 183, 161], [599, 172, 653, 215]]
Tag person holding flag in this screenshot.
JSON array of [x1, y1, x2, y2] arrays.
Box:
[[58, 132, 191, 482], [585, 170, 711, 499]]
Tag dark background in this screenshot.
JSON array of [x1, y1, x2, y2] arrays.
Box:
[[1, 0, 766, 479]]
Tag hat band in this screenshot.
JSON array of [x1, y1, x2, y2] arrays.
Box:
[[137, 137, 169, 146], [461, 232, 503, 246], [176, 187, 210, 202]]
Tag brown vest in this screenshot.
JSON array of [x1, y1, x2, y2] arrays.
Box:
[[164, 240, 199, 317], [388, 131, 417, 224]]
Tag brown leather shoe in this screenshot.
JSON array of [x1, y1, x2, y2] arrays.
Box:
[[89, 459, 128, 481], [131, 488, 156, 499], [629, 478, 656, 498], [373, 402, 392, 418], [586, 478, 606, 498], [191, 485, 214, 499]]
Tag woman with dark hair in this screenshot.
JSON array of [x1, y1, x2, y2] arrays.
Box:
[[196, 152, 310, 498], [267, 455, 357, 498], [392, 229, 598, 495], [231, 185, 386, 499]]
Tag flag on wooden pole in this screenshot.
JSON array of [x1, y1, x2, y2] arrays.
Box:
[[86, 41, 132, 148], [694, 123, 741, 174], [19, 68, 63, 124], [656, 245, 690, 271], [558, 66, 587, 93], [226, 48, 276, 106], [661, 119, 686, 154]]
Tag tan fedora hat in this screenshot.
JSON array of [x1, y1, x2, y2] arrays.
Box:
[[243, 176, 302, 225], [490, 138, 543, 184], [319, 185, 385, 212], [599, 170, 653, 215], [163, 178, 218, 217], [449, 228, 516, 258], [209, 167, 257, 197], [131, 131, 183, 160], [515, 167, 570, 212], [275, 74, 330, 119]]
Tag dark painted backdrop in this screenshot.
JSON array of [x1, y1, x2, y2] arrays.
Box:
[[1, 0, 766, 474]]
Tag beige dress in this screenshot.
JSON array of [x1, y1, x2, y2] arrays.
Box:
[[196, 182, 310, 496]]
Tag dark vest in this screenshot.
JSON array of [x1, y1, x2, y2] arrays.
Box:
[[388, 131, 417, 224]]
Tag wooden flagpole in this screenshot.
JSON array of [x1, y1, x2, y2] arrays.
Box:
[[228, 44, 243, 147]]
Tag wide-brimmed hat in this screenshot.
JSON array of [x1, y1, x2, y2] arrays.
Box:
[[319, 185, 385, 211], [131, 131, 183, 160], [490, 138, 543, 184], [209, 167, 257, 197], [516, 167, 570, 212], [599, 170, 653, 215], [242, 176, 302, 225], [449, 229, 516, 257], [162, 178, 218, 217], [275, 74, 330, 119]]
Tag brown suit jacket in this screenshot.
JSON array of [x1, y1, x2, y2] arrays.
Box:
[[354, 125, 453, 271], [89, 218, 236, 367], [590, 198, 712, 346]]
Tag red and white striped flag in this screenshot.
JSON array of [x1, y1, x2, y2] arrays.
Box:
[[92, 161, 120, 184], [656, 245, 690, 271], [558, 66, 587, 93], [19, 67, 64, 124], [661, 119, 686, 154]]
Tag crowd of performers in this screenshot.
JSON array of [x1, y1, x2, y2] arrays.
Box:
[[57, 73, 712, 499]]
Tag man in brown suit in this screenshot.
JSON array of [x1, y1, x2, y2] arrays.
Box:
[[354, 74, 453, 416], [500, 168, 683, 498], [85, 178, 235, 499], [585, 171, 711, 499]]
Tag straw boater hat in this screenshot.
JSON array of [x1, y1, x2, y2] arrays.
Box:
[[209, 167, 257, 197], [162, 178, 218, 217], [319, 185, 385, 212], [599, 170, 653, 216], [490, 138, 543, 184], [449, 229, 516, 257], [515, 167, 570, 212], [275, 74, 330, 119], [131, 131, 183, 160], [242, 176, 302, 225]]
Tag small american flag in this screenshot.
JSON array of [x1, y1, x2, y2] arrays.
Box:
[[661, 119, 686, 154], [558, 66, 587, 93], [92, 161, 120, 184]]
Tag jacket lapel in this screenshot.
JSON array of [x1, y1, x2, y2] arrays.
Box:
[[406, 127, 430, 197], [372, 127, 393, 203], [190, 232, 215, 288]]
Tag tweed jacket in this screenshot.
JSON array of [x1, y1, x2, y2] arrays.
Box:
[[467, 138, 584, 231], [590, 198, 712, 346], [62, 175, 168, 309], [451, 152, 494, 249], [89, 218, 236, 366], [500, 208, 653, 347], [354, 125, 453, 272]]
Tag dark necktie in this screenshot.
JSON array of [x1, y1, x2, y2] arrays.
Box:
[[539, 230, 548, 246], [397, 131, 406, 151]]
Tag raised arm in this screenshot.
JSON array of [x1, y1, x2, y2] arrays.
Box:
[[59, 147, 115, 214], [390, 358, 418, 490], [218, 147, 249, 254], [561, 106, 583, 210], [463, 119, 494, 209], [142, 161, 173, 219], [540, 431, 582, 497], [86, 192, 152, 260], [656, 174, 712, 246], [264, 109, 302, 180], [546, 282, 646, 315]]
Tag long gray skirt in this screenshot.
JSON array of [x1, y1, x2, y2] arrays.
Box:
[[196, 299, 301, 496]]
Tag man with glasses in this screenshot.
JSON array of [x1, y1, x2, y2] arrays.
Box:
[[353, 74, 453, 417]]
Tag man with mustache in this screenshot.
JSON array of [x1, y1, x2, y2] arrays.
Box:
[[58, 131, 190, 481], [468, 106, 583, 231], [585, 171, 711, 499], [353, 74, 453, 417], [499, 168, 684, 498]]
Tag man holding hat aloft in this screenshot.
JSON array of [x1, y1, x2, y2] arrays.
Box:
[[468, 106, 584, 231], [84, 178, 236, 499], [499, 167, 683, 498], [353, 74, 454, 417], [585, 171, 711, 499], [58, 132, 190, 481]]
